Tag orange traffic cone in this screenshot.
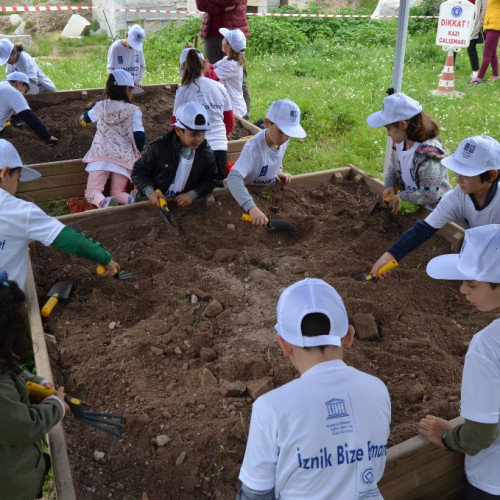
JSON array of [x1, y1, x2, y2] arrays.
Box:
[[431, 49, 464, 98]]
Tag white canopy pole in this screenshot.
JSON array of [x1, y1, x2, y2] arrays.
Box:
[[383, 0, 411, 175]]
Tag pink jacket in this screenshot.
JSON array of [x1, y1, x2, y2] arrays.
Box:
[[196, 0, 249, 39]]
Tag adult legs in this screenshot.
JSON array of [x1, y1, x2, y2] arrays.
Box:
[[203, 36, 224, 64], [467, 38, 480, 73], [478, 30, 500, 79]]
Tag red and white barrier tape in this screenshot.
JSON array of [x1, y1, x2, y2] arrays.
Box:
[[0, 5, 438, 18]]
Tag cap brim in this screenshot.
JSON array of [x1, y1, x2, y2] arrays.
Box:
[[441, 156, 489, 176], [128, 40, 143, 51], [132, 86, 144, 94], [0, 54, 9, 66], [219, 28, 230, 38], [426, 254, 469, 281], [280, 124, 306, 139], [19, 166, 41, 182], [366, 111, 387, 128]]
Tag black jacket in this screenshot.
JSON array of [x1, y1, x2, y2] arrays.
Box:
[[131, 130, 218, 201]]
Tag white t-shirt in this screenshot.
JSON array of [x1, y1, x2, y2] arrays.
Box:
[[174, 77, 232, 152], [6, 51, 57, 93], [239, 360, 391, 500], [395, 141, 419, 193], [461, 318, 500, 495], [425, 183, 500, 229], [0, 80, 30, 129], [107, 40, 146, 84], [0, 189, 64, 289], [231, 129, 288, 186], [213, 57, 247, 118], [165, 154, 195, 196]]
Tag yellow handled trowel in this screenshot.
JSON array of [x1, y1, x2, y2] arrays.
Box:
[[355, 259, 399, 282], [40, 281, 72, 317]]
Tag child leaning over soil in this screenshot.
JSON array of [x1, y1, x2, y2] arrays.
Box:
[[0, 38, 57, 94], [367, 91, 451, 215], [81, 69, 145, 209], [419, 224, 500, 499], [370, 135, 500, 278], [132, 101, 218, 207], [227, 99, 305, 227], [0, 273, 69, 500], [238, 278, 391, 500], [0, 139, 119, 289]]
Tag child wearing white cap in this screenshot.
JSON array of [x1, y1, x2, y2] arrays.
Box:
[[419, 224, 500, 498], [367, 91, 451, 214], [210, 28, 247, 118], [107, 24, 146, 86], [80, 69, 145, 208], [238, 278, 391, 500], [370, 135, 500, 278], [132, 101, 218, 207], [1, 38, 57, 94], [227, 99, 306, 227], [0, 139, 119, 289], [0, 72, 57, 142], [174, 47, 234, 186]]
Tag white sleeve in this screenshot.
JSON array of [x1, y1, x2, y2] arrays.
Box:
[[9, 87, 30, 114], [106, 44, 115, 73], [137, 52, 146, 83], [214, 60, 238, 82], [20, 52, 39, 84], [132, 108, 144, 132], [424, 188, 459, 229], [26, 203, 64, 246], [87, 103, 98, 122]]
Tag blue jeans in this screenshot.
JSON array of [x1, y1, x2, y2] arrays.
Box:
[[236, 483, 275, 500]]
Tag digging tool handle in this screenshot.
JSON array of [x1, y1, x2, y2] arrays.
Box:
[[27, 381, 80, 406], [155, 189, 170, 214], [97, 265, 117, 277], [41, 295, 60, 318], [375, 258, 399, 278]]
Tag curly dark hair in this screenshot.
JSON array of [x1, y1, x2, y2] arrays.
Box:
[[0, 278, 30, 373]]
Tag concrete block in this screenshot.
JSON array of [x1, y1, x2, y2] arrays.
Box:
[[372, 0, 420, 18], [61, 14, 91, 38], [13, 22, 26, 36], [9, 14, 23, 27]]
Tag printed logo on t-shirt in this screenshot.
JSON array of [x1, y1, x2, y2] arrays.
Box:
[[259, 165, 269, 177], [325, 398, 349, 419], [135, 54, 139, 64], [360, 467, 375, 485], [118, 56, 123, 64]]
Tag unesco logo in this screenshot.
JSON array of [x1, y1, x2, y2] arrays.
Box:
[[361, 467, 375, 485], [451, 6, 463, 17]]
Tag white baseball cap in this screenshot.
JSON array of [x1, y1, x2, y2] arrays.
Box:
[[173, 101, 210, 131], [6, 71, 38, 94], [219, 28, 246, 53], [111, 69, 143, 94], [266, 99, 306, 139], [0, 38, 14, 66], [366, 93, 423, 128], [427, 225, 500, 283], [179, 47, 204, 66], [275, 278, 349, 347], [0, 139, 41, 181], [127, 24, 145, 51], [441, 135, 500, 176]]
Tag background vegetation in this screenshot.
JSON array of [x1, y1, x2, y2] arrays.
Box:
[[28, 1, 499, 180]]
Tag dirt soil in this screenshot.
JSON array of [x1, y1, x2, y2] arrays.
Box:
[[31, 178, 494, 500], [2, 86, 254, 166]]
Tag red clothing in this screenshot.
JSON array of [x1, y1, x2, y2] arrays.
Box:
[[196, 0, 249, 39]]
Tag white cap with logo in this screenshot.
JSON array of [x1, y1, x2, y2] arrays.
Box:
[[275, 278, 349, 347], [0, 139, 41, 182], [128, 24, 145, 51], [219, 28, 246, 53], [442, 135, 500, 176], [173, 101, 210, 131], [265, 99, 306, 139], [6, 71, 38, 94], [366, 93, 423, 128], [111, 69, 143, 94], [0, 38, 14, 66], [427, 224, 500, 283]]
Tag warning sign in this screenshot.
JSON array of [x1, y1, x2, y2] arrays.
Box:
[[436, 0, 475, 49]]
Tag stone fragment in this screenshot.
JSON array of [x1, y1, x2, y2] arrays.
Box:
[[213, 249, 236, 263], [220, 380, 246, 397], [9, 14, 22, 26], [231, 421, 247, 442], [234, 313, 249, 326], [246, 378, 274, 400], [176, 451, 186, 465], [352, 313, 379, 341], [203, 299, 223, 318], [154, 434, 171, 447], [201, 367, 218, 386], [93, 451, 105, 462], [200, 346, 217, 362], [61, 14, 91, 38], [151, 346, 163, 356]]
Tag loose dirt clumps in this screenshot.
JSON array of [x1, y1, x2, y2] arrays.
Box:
[[32, 179, 493, 499]]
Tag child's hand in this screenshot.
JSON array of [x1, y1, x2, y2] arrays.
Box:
[[148, 191, 164, 207], [370, 252, 395, 279], [419, 415, 451, 448], [175, 193, 193, 207], [248, 206, 268, 226], [387, 195, 399, 214], [382, 187, 395, 199], [56, 386, 70, 416], [276, 172, 292, 185], [99, 260, 120, 278]]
